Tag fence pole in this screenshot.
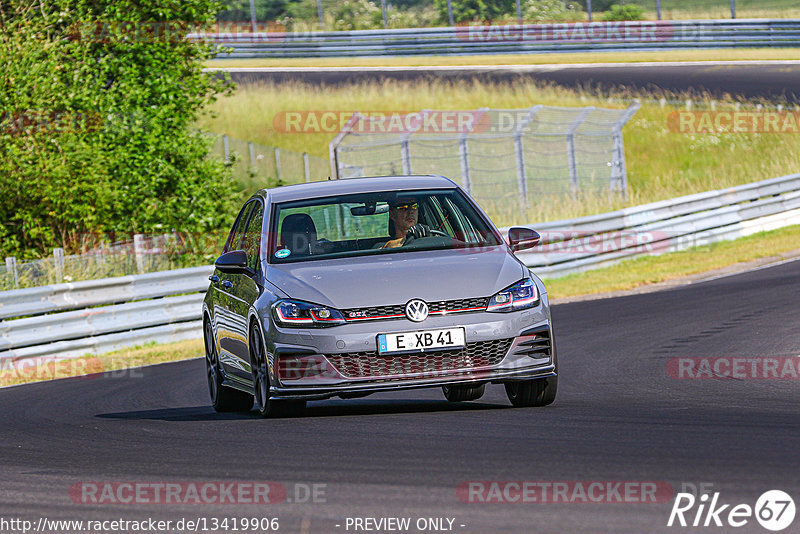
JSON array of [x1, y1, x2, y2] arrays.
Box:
[[730, 0, 735, 18], [223, 135, 230, 163], [274, 147, 282, 182], [248, 0, 257, 33], [401, 139, 411, 175], [586, 0, 592, 22], [446, 0, 454, 26], [566, 108, 593, 198], [380, 0, 388, 28], [53, 248, 64, 283], [133, 234, 145, 274], [303, 152, 311, 182], [458, 137, 472, 195], [655, 0, 661, 20], [511, 105, 541, 212], [316, 0, 324, 28], [248, 142, 256, 168], [5, 256, 18, 288], [515, 0, 522, 24]]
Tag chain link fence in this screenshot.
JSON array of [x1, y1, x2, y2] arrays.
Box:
[[210, 134, 330, 192], [0, 235, 185, 291], [331, 104, 639, 218]]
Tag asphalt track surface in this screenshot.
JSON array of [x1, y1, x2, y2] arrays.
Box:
[[2, 259, 799, 533], [221, 62, 800, 103]]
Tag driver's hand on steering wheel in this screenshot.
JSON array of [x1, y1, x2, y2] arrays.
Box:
[[405, 224, 431, 241]]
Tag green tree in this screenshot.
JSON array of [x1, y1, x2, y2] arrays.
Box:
[[0, 0, 236, 258]]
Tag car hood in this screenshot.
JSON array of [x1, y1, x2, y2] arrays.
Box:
[[265, 246, 525, 309]]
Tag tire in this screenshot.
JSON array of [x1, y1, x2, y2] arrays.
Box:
[[250, 322, 306, 418], [504, 376, 557, 407], [442, 383, 486, 402], [204, 318, 254, 413], [504, 330, 558, 407]]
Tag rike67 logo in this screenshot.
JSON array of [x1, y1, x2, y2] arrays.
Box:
[[668, 489, 796, 531]]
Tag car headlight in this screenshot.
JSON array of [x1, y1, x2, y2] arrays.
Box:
[[486, 278, 539, 312], [272, 299, 345, 327]]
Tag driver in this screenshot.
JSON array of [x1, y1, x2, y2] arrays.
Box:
[[380, 198, 432, 249]]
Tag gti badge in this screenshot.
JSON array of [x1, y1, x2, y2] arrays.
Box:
[[405, 299, 429, 322]]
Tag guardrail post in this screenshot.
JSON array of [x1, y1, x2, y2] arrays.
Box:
[[655, 0, 661, 20], [515, 0, 522, 24], [380, 0, 388, 28], [303, 152, 311, 182], [5, 256, 18, 288], [586, 0, 592, 22], [446, 0, 454, 26], [730, 0, 735, 19], [274, 147, 282, 182], [222, 135, 230, 163], [53, 248, 64, 283], [134, 234, 145, 274], [248, 142, 256, 168]]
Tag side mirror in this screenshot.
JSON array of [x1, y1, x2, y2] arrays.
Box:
[[508, 227, 540, 252], [215, 250, 248, 273]]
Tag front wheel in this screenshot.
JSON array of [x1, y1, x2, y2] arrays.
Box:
[[250, 323, 306, 418], [204, 319, 253, 413], [442, 383, 486, 402], [505, 376, 557, 407]]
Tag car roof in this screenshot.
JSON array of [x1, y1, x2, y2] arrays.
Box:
[[256, 175, 459, 203]]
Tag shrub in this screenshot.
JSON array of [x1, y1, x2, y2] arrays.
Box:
[[0, 0, 237, 259], [602, 3, 645, 21]]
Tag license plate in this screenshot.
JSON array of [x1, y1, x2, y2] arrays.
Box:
[[377, 327, 466, 354]]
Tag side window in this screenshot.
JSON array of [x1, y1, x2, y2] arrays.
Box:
[[242, 203, 264, 271], [223, 201, 254, 253]]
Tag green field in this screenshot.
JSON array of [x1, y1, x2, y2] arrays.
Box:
[[197, 78, 800, 227]]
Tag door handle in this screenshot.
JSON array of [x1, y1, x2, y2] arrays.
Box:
[[221, 280, 233, 290], [209, 275, 220, 284]]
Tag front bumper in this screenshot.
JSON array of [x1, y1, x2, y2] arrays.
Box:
[[267, 308, 555, 401]]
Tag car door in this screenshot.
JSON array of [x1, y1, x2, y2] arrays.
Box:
[[213, 201, 254, 378], [226, 200, 265, 380]]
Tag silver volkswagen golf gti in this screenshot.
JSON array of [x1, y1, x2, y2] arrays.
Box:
[[202, 175, 557, 417]]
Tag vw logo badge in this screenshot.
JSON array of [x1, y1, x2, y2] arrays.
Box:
[[405, 299, 429, 322]]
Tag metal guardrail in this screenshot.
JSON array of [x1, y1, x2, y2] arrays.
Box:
[[1, 172, 799, 363], [198, 19, 800, 58], [508, 172, 800, 277], [0, 266, 213, 362]]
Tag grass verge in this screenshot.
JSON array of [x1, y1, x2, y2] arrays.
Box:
[[0, 339, 204, 388], [207, 48, 800, 69], [544, 224, 800, 299]]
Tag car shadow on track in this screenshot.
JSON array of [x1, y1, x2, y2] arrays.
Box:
[[96, 400, 509, 421]]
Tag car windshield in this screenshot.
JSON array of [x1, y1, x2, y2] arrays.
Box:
[[269, 188, 502, 263]]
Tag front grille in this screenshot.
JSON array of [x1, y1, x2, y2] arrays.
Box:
[[325, 338, 513, 379], [342, 297, 490, 322]]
